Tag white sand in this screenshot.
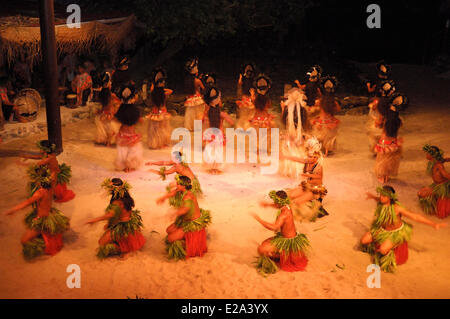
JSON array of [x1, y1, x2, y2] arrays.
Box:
[[0, 64, 449, 299]]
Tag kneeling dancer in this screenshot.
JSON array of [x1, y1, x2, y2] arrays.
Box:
[[86, 178, 146, 259], [253, 190, 310, 275]]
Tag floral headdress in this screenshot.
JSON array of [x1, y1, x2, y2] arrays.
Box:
[[423, 144, 444, 162], [376, 186, 398, 201], [27, 164, 52, 187], [101, 178, 131, 199], [269, 190, 290, 206], [36, 140, 56, 154]]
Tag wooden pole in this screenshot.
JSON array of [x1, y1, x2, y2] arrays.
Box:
[[39, 0, 62, 154]]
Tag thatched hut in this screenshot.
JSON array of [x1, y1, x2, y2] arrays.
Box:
[[0, 14, 139, 68]]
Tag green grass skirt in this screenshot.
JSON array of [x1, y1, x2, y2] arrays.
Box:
[[175, 209, 211, 233], [24, 208, 70, 235]]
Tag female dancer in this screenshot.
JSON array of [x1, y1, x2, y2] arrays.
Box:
[[184, 58, 205, 131], [147, 68, 173, 149], [157, 175, 211, 260], [374, 102, 402, 183], [253, 190, 310, 275], [5, 165, 70, 259], [235, 63, 256, 130], [86, 178, 146, 259], [311, 76, 341, 156], [114, 103, 143, 172], [361, 185, 446, 272], [94, 73, 122, 146], [418, 145, 450, 218], [202, 86, 234, 174]]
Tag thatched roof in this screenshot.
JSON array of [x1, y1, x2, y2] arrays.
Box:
[[0, 14, 138, 66]]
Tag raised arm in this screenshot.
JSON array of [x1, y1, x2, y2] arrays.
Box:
[[396, 205, 447, 229], [5, 189, 43, 215], [365, 192, 381, 202], [221, 111, 234, 126], [146, 160, 175, 166], [252, 211, 286, 232], [86, 210, 115, 225]]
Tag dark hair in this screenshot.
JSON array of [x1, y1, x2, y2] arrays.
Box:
[[254, 93, 269, 111], [377, 96, 390, 119], [382, 185, 396, 203], [184, 73, 196, 95], [179, 175, 193, 190], [276, 190, 288, 199], [151, 86, 166, 108], [99, 87, 111, 108], [207, 103, 221, 128], [39, 140, 55, 154], [111, 178, 123, 186], [320, 93, 337, 115], [110, 190, 135, 211], [242, 76, 254, 96], [115, 103, 140, 126], [384, 109, 402, 138]]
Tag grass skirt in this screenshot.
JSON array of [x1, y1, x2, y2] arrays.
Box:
[[362, 222, 412, 272], [23, 208, 69, 259], [94, 114, 121, 145], [97, 210, 146, 258], [419, 181, 450, 218], [279, 138, 305, 179], [147, 115, 172, 149], [311, 117, 339, 152], [374, 144, 402, 179], [184, 94, 204, 131]]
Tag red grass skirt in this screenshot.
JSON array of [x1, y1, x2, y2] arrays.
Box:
[[279, 251, 308, 272], [394, 241, 408, 265], [54, 183, 75, 203], [117, 232, 146, 253], [185, 228, 208, 258], [42, 233, 64, 255], [436, 197, 450, 219]]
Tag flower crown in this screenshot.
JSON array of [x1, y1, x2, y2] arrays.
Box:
[[27, 164, 52, 186], [376, 186, 398, 201], [269, 190, 290, 206], [423, 144, 444, 162], [101, 178, 131, 198], [36, 140, 56, 154]]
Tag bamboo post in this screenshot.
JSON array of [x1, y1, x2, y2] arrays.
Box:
[[39, 0, 62, 154]]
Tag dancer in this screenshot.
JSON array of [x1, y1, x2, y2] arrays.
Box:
[[94, 73, 122, 146], [202, 86, 234, 174], [4, 165, 70, 260], [294, 65, 322, 132], [147, 68, 173, 149], [114, 103, 143, 172], [311, 76, 341, 156], [361, 185, 446, 273], [374, 102, 402, 183], [184, 58, 205, 131], [252, 190, 310, 275], [418, 145, 450, 218], [20, 140, 75, 203], [158, 175, 211, 260], [250, 74, 275, 156], [146, 151, 202, 197], [235, 63, 256, 130], [366, 60, 391, 96], [278, 84, 307, 179], [281, 137, 329, 221], [86, 178, 146, 259], [111, 56, 133, 94], [366, 80, 396, 154]]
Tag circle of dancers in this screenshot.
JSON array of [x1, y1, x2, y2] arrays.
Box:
[[3, 58, 449, 275]]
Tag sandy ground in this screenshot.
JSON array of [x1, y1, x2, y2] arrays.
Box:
[[0, 64, 449, 299]]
